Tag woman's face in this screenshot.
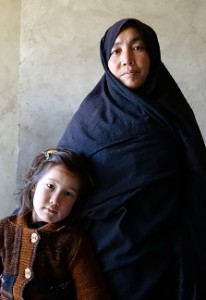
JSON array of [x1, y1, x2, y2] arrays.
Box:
[[108, 26, 150, 90]]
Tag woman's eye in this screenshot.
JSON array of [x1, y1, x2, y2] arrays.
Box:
[[133, 45, 145, 52], [111, 48, 121, 55]]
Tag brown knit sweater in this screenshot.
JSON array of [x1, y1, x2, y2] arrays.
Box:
[[0, 214, 111, 300]]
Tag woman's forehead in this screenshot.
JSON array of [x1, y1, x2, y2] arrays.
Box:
[[104, 20, 145, 52], [113, 26, 142, 44]]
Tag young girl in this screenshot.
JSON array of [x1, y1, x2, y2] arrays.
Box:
[[0, 148, 111, 300]]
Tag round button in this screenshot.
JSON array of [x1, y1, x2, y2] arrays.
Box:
[[25, 268, 32, 279], [31, 232, 39, 243]]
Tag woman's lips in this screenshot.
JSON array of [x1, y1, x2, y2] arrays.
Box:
[[121, 70, 138, 76]]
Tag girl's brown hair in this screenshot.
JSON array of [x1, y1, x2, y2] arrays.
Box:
[[18, 148, 94, 225]]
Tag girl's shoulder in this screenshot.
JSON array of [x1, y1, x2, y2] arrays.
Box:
[[0, 215, 15, 226], [64, 224, 87, 241], [0, 215, 18, 242], [64, 225, 91, 250]]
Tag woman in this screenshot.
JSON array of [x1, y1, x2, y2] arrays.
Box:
[[58, 18, 206, 299]]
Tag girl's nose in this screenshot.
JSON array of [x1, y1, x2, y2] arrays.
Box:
[[49, 195, 60, 207]]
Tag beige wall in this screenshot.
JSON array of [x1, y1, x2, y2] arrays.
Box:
[[0, 0, 21, 217], [0, 0, 206, 218]]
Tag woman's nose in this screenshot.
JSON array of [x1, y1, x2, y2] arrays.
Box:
[[122, 50, 134, 66]]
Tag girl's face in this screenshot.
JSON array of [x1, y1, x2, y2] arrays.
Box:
[[32, 164, 80, 223], [108, 26, 150, 90]]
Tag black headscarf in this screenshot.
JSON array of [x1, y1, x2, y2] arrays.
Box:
[[58, 18, 206, 299]]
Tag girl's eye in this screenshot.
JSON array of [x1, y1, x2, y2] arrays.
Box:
[[47, 183, 54, 189], [65, 191, 74, 198]]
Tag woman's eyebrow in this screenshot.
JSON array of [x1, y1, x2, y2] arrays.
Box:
[[113, 37, 142, 47], [130, 37, 142, 43]]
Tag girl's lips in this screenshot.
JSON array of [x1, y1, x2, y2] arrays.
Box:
[[47, 207, 57, 213]]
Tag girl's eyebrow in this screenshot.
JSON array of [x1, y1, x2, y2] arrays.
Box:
[[67, 186, 79, 193]]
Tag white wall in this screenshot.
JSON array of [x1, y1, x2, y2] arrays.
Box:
[[1, 0, 206, 218]]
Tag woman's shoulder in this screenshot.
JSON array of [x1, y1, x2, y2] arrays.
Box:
[[76, 77, 105, 112]]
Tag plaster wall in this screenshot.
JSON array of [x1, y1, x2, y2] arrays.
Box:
[[0, 0, 206, 217], [0, 0, 21, 217]]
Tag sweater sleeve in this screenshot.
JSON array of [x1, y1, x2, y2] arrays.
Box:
[[0, 224, 3, 300], [69, 232, 111, 300]]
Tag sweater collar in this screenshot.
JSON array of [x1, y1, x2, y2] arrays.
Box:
[[9, 213, 71, 232]]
